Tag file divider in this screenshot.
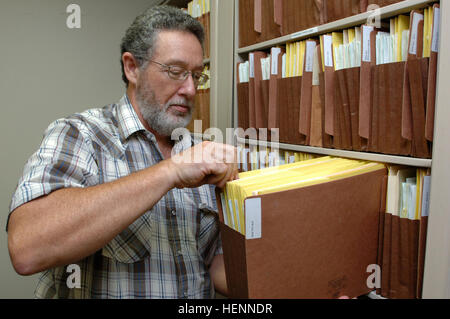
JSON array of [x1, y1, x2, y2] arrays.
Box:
[[237, 82, 250, 131], [372, 61, 412, 156]]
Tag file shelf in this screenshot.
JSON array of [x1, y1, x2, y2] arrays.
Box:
[[233, 0, 440, 164], [211, 0, 450, 298], [237, 137, 433, 168], [236, 0, 438, 54]]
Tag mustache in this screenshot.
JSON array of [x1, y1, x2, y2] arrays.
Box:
[[165, 99, 194, 110]]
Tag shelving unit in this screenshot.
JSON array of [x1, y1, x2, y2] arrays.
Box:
[[209, 0, 450, 298], [237, 137, 432, 168], [236, 0, 437, 54]]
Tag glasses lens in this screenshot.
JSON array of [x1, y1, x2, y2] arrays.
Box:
[[167, 66, 186, 80]]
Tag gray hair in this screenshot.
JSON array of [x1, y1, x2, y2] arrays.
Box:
[[120, 5, 205, 86]]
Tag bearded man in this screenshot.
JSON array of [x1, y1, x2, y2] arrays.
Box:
[[7, 5, 237, 299]]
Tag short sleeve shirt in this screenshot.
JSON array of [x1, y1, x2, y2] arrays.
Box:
[[8, 95, 222, 299]]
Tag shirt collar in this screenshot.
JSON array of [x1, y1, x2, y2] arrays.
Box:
[[116, 94, 147, 143]]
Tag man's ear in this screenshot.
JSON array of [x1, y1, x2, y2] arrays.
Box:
[[122, 52, 141, 86]]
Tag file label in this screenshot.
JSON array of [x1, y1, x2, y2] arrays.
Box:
[[245, 198, 262, 239], [432, 8, 440, 53]]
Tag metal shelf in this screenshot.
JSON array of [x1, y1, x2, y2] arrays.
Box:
[[237, 138, 432, 168]]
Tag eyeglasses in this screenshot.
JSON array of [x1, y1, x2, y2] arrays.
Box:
[[149, 60, 209, 87]]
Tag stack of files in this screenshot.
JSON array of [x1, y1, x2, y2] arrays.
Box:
[[217, 157, 388, 298], [278, 40, 306, 145], [240, 48, 283, 141], [320, 28, 365, 152], [187, 66, 211, 132], [187, 0, 211, 59], [366, 5, 439, 159], [378, 166, 431, 299], [401, 6, 438, 159], [236, 5, 440, 160], [278, 39, 324, 147]]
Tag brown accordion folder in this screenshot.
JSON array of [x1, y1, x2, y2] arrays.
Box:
[[218, 167, 387, 299]]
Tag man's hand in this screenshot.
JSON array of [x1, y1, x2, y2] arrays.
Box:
[[166, 141, 239, 189]]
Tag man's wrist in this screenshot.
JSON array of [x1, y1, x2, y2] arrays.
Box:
[[159, 159, 178, 190]]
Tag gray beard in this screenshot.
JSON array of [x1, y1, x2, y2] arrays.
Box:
[[135, 79, 194, 137]]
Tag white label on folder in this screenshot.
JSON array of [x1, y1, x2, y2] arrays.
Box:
[[305, 41, 316, 73], [432, 8, 440, 53], [249, 53, 255, 78], [245, 198, 262, 239], [422, 176, 431, 217], [362, 25, 374, 62], [409, 13, 424, 56], [271, 47, 281, 75], [323, 35, 333, 67], [291, 27, 318, 40]]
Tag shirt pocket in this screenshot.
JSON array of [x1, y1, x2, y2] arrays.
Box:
[[101, 211, 153, 263]]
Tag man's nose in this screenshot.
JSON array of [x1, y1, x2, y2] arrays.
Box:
[[178, 73, 197, 99]]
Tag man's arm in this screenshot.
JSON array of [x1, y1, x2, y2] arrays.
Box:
[[8, 141, 238, 276], [210, 254, 228, 297]]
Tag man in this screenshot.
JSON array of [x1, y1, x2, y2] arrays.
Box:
[[7, 5, 237, 299]]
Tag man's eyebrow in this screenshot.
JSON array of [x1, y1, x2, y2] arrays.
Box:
[[164, 59, 204, 71]]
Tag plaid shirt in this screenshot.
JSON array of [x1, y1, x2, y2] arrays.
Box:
[[8, 95, 222, 299]]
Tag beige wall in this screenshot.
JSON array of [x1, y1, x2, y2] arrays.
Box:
[[0, 0, 160, 298]]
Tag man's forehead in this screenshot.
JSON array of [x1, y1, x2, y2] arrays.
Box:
[[152, 30, 203, 66]]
